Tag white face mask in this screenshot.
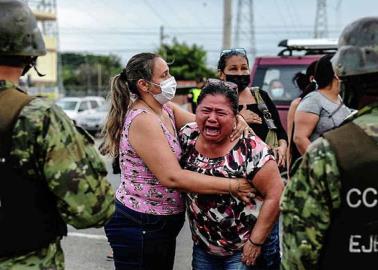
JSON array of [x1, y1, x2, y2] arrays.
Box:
[[150, 76, 177, 105], [271, 87, 284, 98]]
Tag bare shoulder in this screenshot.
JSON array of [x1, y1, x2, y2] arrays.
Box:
[[290, 97, 301, 108], [129, 111, 160, 132]]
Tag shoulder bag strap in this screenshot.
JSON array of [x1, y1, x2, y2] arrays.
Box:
[[250, 87, 278, 130], [0, 88, 34, 158], [250, 87, 279, 148]]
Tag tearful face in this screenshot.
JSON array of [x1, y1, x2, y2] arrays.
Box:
[[196, 94, 236, 143]]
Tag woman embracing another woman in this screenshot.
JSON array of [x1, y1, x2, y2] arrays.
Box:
[[101, 53, 253, 270]]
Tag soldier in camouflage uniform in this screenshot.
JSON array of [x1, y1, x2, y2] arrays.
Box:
[[0, 1, 115, 269], [281, 17, 378, 270]]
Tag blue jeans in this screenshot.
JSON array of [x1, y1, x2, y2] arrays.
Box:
[[104, 200, 185, 270], [258, 222, 281, 269], [192, 223, 281, 270], [192, 245, 249, 270]]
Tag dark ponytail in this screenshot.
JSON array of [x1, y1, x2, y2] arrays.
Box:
[[100, 75, 132, 157], [292, 72, 309, 92], [292, 60, 318, 99]]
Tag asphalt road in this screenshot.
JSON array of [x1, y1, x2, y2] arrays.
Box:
[[62, 141, 192, 270]]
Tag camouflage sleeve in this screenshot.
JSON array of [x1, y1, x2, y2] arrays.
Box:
[[280, 138, 342, 270], [13, 99, 115, 229]]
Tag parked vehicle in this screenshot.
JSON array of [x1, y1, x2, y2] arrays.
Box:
[[76, 102, 109, 136], [55, 96, 105, 124], [250, 38, 338, 130]]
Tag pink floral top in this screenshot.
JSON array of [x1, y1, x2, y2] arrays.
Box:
[[116, 105, 185, 215], [179, 122, 274, 255]]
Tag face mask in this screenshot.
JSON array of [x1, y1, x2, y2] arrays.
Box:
[[150, 76, 177, 105], [225, 74, 250, 92], [271, 88, 284, 98]]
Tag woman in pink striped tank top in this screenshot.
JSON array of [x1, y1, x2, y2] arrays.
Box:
[[100, 53, 253, 270]]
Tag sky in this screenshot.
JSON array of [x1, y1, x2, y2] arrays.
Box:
[[54, 0, 378, 68]]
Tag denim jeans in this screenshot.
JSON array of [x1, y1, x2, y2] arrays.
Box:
[[104, 200, 185, 270], [192, 245, 250, 270], [257, 222, 281, 270], [192, 223, 281, 270]]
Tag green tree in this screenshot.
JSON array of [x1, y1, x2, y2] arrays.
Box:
[[61, 53, 122, 95], [157, 39, 215, 80]]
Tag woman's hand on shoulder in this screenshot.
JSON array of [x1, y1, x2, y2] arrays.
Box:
[[239, 104, 263, 125], [230, 114, 256, 141]]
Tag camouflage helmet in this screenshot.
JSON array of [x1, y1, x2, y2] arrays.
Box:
[[0, 0, 46, 57], [332, 17, 378, 77]]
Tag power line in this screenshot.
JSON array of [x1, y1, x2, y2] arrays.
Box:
[[273, 0, 291, 36], [282, 0, 302, 34], [142, 0, 170, 26], [60, 28, 340, 36], [287, 0, 304, 27]]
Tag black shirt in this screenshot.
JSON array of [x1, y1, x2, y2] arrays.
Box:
[[238, 90, 287, 143]]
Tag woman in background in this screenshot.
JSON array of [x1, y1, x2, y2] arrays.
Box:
[[286, 60, 317, 176], [217, 48, 288, 169], [294, 55, 353, 154]]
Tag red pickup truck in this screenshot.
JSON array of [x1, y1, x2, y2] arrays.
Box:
[[250, 39, 338, 130]]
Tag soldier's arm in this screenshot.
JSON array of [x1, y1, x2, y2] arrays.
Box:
[[280, 138, 341, 270], [41, 104, 115, 229]]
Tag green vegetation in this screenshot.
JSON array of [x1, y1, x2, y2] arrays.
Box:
[[157, 39, 216, 80], [61, 43, 214, 96], [61, 53, 122, 95]]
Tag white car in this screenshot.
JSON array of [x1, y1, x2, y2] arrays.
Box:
[[76, 103, 109, 135], [56, 96, 105, 124]]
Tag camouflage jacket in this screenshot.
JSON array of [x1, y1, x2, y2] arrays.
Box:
[[280, 103, 378, 270], [0, 97, 115, 270]]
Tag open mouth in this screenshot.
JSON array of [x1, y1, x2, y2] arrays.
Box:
[[204, 126, 220, 136]]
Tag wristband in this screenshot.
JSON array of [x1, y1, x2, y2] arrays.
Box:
[[248, 238, 264, 247]]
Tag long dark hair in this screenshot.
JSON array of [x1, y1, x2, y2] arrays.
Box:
[[304, 55, 335, 97], [101, 52, 158, 156]]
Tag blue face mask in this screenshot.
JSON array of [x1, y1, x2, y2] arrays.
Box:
[[271, 87, 284, 98]]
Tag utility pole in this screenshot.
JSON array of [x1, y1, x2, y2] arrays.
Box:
[[222, 0, 232, 49], [160, 25, 168, 47], [97, 64, 102, 95], [159, 25, 169, 59], [234, 0, 256, 59], [335, 0, 343, 31], [314, 0, 328, 38]]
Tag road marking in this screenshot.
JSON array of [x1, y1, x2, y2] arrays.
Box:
[[67, 232, 108, 240]]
